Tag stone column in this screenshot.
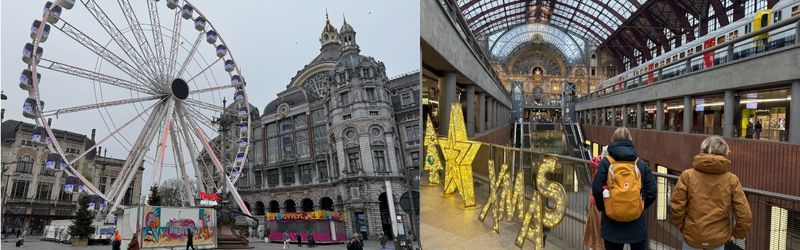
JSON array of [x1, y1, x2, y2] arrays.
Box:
[[385, 133, 399, 173], [438, 72, 457, 136], [336, 139, 347, 176], [465, 85, 475, 137], [636, 103, 643, 129], [683, 96, 693, 133], [656, 100, 664, 131], [622, 105, 629, 128], [478, 92, 486, 133], [790, 81, 800, 144], [724, 90, 735, 138], [588, 110, 594, 125], [601, 108, 607, 126], [359, 135, 375, 174]]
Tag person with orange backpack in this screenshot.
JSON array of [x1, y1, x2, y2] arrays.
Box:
[[591, 127, 656, 250]]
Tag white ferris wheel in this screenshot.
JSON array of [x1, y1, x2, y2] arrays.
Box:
[[19, 0, 252, 217]]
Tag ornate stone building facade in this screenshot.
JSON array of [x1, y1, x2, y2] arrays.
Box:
[[1, 120, 143, 235], [239, 15, 419, 240]]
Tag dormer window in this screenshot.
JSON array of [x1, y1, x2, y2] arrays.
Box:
[[362, 68, 370, 78]]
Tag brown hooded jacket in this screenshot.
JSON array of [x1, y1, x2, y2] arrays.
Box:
[[670, 153, 752, 248]]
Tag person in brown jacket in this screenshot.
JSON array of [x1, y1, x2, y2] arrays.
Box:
[[670, 136, 752, 250]]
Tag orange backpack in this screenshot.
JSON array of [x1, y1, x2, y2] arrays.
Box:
[[602, 156, 644, 222]]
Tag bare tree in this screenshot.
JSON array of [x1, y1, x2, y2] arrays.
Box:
[[158, 178, 198, 207]]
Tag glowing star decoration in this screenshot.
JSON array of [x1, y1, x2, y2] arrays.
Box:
[[438, 102, 480, 207], [516, 156, 567, 248], [423, 115, 442, 185]]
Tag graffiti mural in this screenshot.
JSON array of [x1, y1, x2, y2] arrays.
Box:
[[140, 207, 216, 248]]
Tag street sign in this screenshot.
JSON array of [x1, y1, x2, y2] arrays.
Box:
[[399, 191, 420, 215]]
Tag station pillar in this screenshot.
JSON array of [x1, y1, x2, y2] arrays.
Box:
[[438, 72, 457, 136], [683, 96, 693, 133], [478, 92, 486, 133], [656, 100, 664, 131], [724, 90, 735, 138], [636, 103, 643, 129], [465, 85, 475, 137]]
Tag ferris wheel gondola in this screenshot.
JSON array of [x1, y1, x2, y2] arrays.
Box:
[[20, 0, 254, 218]]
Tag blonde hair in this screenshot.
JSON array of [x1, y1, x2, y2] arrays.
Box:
[[611, 127, 632, 141], [701, 136, 730, 156]]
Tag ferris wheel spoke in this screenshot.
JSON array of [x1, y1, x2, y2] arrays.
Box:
[[42, 94, 162, 118], [51, 18, 155, 85], [175, 104, 215, 192], [147, 0, 167, 77], [182, 98, 235, 115], [68, 98, 165, 166], [38, 58, 156, 94], [116, 0, 160, 77], [81, 0, 159, 83], [186, 57, 222, 83], [174, 32, 204, 80], [189, 83, 237, 96], [167, 8, 182, 78]]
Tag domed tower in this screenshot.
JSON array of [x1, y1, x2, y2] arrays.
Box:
[[327, 17, 398, 178], [319, 11, 340, 47]]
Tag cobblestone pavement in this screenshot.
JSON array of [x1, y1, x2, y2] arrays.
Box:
[[1, 238, 413, 250]]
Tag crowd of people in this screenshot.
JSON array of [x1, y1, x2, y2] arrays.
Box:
[[583, 127, 752, 250]]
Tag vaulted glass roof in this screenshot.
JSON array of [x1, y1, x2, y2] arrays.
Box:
[[457, 0, 644, 46], [488, 23, 585, 62]]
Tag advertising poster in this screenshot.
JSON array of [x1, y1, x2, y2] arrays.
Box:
[[140, 206, 216, 248]]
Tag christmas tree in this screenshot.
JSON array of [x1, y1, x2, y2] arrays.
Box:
[[68, 195, 96, 239], [424, 114, 442, 185]]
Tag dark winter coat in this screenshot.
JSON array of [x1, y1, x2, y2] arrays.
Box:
[[591, 139, 657, 244], [346, 239, 363, 250]]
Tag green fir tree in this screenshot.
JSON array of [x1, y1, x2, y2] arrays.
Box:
[[148, 186, 162, 206], [68, 195, 96, 239]]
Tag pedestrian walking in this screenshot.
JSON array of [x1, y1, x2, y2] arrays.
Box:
[[112, 230, 122, 250], [670, 136, 752, 250], [307, 231, 315, 247], [592, 127, 657, 250], [128, 233, 139, 250], [15, 231, 24, 248], [186, 229, 196, 250], [346, 233, 363, 250], [296, 232, 303, 247], [583, 147, 607, 250], [378, 232, 387, 249], [282, 232, 290, 249], [754, 120, 763, 139]]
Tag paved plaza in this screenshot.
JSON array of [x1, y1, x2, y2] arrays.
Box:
[[1, 238, 411, 250]]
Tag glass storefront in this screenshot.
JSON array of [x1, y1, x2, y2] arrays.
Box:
[[664, 99, 684, 132], [643, 103, 656, 129], [737, 89, 790, 141], [692, 95, 725, 135]]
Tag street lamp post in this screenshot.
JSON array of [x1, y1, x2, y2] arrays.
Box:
[[1, 162, 21, 220], [211, 98, 236, 197]]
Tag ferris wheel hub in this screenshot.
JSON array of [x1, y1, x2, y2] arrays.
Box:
[[171, 78, 189, 100]]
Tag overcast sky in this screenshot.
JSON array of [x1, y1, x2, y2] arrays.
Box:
[[1, 0, 420, 196]]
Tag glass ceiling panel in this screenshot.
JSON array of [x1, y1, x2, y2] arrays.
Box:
[[489, 23, 586, 62], [459, 0, 638, 46]]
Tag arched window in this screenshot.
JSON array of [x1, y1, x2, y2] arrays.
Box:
[[16, 155, 33, 173]]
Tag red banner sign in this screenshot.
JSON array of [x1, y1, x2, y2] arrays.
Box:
[[199, 192, 221, 201]]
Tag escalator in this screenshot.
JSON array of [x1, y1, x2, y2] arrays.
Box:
[[563, 122, 591, 160]]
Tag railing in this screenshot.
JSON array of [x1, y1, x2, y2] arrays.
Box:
[[472, 141, 800, 249], [579, 15, 800, 102]]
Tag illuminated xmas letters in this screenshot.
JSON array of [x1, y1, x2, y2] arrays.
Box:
[[478, 156, 567, 249]]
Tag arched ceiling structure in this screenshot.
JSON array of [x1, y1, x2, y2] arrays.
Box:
[[488, 23, 585, 62], [456, 0, 774, 69]]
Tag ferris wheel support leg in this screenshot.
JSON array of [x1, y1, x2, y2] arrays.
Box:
[[105, 102, 166, 218], [150, 100, 175, 187], [169, 121, 196, 207], [102, 100, 165, 205], [176, 105, 210, 193], [187, 114, 251, 216]]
